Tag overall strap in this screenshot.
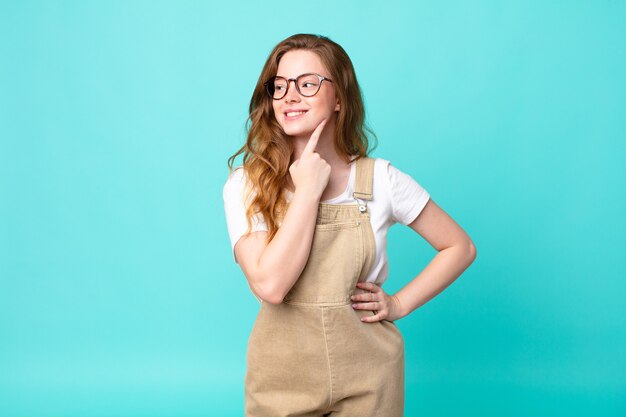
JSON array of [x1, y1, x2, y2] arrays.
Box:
[[353, 157, 375, 201]]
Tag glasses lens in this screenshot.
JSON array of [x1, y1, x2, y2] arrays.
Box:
[[298, 74, 321, 97], [271, 77, 288, 99]]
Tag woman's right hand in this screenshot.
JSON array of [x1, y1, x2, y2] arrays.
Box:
[[288, 119, 331, 200]]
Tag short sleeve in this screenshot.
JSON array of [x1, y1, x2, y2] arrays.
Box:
[[385, 160, 430, 225], [222, 167, 269, 264]]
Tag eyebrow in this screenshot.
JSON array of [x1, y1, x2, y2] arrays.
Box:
[[275, 72, 317, 78]]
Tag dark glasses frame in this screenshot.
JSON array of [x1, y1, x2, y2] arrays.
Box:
[[264, 72, 333, 100]]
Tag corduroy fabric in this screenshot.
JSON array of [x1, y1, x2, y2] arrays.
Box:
[[245, 157, 405, 417]]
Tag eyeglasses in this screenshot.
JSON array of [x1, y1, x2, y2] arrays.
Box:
[[264, 72, 333, 100]]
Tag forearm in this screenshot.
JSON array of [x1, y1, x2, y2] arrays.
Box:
[[393, 243, 476, 318], [257, 191, 320, 302]]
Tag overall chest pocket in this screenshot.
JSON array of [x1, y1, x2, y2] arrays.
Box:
[[286, 220, 364, 303], [314, 219, 361, 231]]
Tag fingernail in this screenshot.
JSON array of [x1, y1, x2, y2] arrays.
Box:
[[352, 304, 357, 308]]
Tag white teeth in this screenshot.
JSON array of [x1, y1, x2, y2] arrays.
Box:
[[286, 111, 306, 117]]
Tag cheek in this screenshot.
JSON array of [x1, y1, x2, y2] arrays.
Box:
[[320, 94, 337, 113], [272, 104, 282, 121], [318, 103, 335, 117]]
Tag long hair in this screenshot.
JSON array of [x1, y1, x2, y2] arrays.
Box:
[[227, 33, 377, 245]]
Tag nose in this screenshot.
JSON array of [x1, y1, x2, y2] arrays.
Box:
[[284, 79, 300, 102]]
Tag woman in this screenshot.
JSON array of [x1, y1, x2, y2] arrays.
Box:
[[223, 33, 476, 417]]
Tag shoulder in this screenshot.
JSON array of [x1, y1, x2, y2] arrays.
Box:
[[224, 165, 247, 188], [370, 157, 417, 181], [369, 157, 396, 181], [222, 166, 248, 199], [370, 156, 428, 198], [225, 165, 245, 183], [372, 157, 391, 169], [356, 156, 391, 174]]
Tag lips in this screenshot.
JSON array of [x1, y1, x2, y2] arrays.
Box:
[[284, 110, 308, 120]]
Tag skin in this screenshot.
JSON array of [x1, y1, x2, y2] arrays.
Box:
[[235, 49, 477, 322]]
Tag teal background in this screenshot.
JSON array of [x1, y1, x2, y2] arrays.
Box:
[[1, 1, 625, 416]]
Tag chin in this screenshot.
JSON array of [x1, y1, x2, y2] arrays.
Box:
[[284, 128, 313, 137], [281, 123, 316, 137]]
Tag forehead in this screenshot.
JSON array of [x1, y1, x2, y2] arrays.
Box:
[[276, 50, 329, 78]]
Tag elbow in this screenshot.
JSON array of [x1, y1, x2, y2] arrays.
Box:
[[263, 293, 285, 305], [252, 274, 286, 305], [258, 286, 285, 305], [466, 240, 477, 263]]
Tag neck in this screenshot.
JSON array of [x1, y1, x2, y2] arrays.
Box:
[[289, 119, 348, 167]]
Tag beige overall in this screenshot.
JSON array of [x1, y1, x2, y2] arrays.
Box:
[[245, 157, 405, 417]]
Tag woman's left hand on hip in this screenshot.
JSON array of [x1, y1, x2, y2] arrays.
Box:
[[351, 281, 404, 323]]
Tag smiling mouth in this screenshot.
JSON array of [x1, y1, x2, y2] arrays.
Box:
[[284, 110, 308, 120]]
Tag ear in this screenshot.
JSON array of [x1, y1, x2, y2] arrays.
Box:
[[335, 99, 340, 112]]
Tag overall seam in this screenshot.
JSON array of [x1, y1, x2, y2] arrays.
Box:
[[321, 307, 334, 412], [283, 299, 352, 307], [355, 210, 364, 283]]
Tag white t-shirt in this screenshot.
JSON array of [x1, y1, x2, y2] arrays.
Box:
[[222, 157, 430, 286]]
